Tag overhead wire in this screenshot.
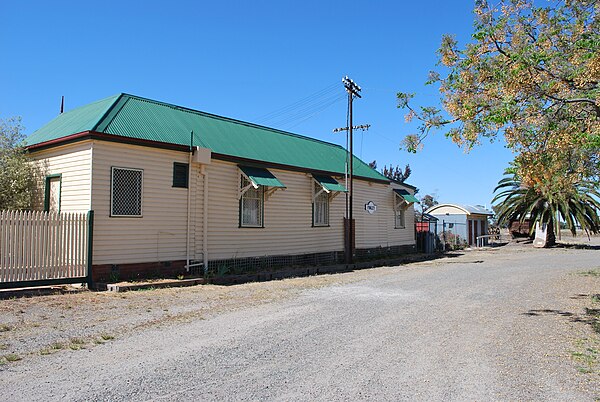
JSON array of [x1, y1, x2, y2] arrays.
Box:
[[254, 82, 341, 125], [277, 92, 347, 130], [268, 91, 346, 128]]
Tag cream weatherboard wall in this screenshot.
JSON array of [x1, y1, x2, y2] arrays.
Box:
[[204, 160, 415, 260], [30, 141, 93, 213], [204, 161, 347, 260], [352, 181, 415, 249], [90, 141, 202, 265], [36, 140, 415, 266]]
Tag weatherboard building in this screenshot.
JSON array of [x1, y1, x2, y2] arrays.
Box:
[[26, 94, 418, 281]]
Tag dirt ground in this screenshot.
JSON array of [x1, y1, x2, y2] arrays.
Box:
[[0, 261, 396, 359], [0, 237, 599, 400]]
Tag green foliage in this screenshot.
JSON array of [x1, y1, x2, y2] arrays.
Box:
[[398, 0, 600, 187], [367, 160, 411, 183], [420, 194, 438, 210], [492, 170, 600, 245], [382, 164, 411, 183], [0, 117, 44, 210]]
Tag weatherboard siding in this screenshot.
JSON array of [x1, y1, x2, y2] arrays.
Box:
[[352, 181, 415, 249], [42, 140, 413, 265], [205, 161, 346, 260], [206, 160, 415, 260], [90, 141, 201, 265], [30, 142, 93, 212]]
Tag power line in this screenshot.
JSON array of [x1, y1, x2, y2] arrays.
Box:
[[254, 82, 341, 124], [271, 92, 346, 128], [283, 94, 347, 130]]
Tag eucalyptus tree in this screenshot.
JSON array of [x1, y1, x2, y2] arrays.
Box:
[[398, 0, 599, 191]]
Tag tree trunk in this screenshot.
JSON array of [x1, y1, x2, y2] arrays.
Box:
[[545, 217, 556, 247]]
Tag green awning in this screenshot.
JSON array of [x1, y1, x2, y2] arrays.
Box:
[[313, 174, 347, 193], [394, 189, 419, 203], [239, 166, 286, 188]]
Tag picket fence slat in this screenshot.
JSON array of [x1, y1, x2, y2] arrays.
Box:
[[0, 210, 90, 284]]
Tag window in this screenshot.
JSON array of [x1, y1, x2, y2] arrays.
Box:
[[313, 182, 329, 226], [111, 167, 143, 217], [172, 162, 189, 188], [394, 193, 407, 229], [240, 175, 264, 227], [395, 208, 405, 229]]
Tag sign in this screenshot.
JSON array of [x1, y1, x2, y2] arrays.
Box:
[[365, 201, 377, 214]]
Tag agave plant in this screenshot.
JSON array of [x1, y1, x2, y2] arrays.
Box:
[[492, 174, 600, 247]]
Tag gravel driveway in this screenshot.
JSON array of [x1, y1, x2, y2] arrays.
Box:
[[0, 243, 599, 401]]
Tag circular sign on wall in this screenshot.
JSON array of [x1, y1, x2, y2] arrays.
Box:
[[365, 201, 377, 214]]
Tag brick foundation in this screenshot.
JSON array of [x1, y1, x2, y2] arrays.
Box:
[[92, 260, 187, 283]]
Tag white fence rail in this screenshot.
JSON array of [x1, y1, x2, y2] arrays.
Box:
[[0, 211, 91, 286]]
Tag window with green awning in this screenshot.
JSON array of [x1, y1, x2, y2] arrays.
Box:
[[312, 174, 347, 193], [394, 189, 419, 204], [239, 166, 286, 188]]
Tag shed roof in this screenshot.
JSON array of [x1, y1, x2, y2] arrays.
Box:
[[425, 203, 494, 216], [27, 93, 388, 182]]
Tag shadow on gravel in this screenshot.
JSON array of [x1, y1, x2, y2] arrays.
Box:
[[554, 243, 600, 250], [523, 300, 600, 335], [522, 309, 574, 317]]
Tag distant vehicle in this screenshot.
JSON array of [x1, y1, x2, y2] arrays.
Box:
[[509, 220, 533, 238]]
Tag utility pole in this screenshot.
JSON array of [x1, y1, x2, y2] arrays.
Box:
[[335, 76, 362, 264], [333, 123, 370, 219]]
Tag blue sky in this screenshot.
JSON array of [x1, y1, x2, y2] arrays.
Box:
[[0, 0, 513, 207]]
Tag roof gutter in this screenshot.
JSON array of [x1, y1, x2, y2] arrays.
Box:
[[26, 131, 190, 153]]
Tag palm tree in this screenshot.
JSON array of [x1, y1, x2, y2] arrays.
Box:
[[492, 174, 600, 247]]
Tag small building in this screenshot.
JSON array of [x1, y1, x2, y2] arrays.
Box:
[[25, 93, 418, 281], [425, 204, 493, 246]]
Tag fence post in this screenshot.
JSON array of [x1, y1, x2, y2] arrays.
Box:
[[86, 210, 94, 288]]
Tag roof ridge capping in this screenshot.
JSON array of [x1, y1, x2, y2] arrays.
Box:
[[117, 93, 349, 151]]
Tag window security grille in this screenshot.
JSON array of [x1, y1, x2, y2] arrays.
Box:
[[313, 182, 329, 226], [240, 176, 263, 227], [111, 167, 143, 217], [173, 162, 189, 188]]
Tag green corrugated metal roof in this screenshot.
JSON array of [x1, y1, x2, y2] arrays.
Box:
[[394, 189, 419, 203], [26, 95, 121, 145], [240, 166, 286, 188], [27, 93, 388, 182], [313, 174, 347, 193]]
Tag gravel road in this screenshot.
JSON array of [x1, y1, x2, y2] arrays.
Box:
[[1, 243, 599, 401]]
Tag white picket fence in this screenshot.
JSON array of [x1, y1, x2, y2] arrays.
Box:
[[0, 210, 91, 286]]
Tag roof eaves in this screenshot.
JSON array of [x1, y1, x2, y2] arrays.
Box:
[[389, 178, 417, 190]]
